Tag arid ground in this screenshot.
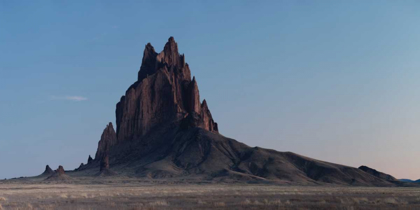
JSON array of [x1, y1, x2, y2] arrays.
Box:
[[1, 182, 420, 210]]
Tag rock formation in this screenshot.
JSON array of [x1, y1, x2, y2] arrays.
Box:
[[72, 37, 402, 186], [87, 155, 93, 164], [55, 165, 65, 175], [40, 165, 53, 176], [96, 152, 117, 176], [115, 37, 218, 144], [46, 165, 69, 181], [75, 163, 84, 171], [100, 155, 109, 171], [95, 123, 117, 160]]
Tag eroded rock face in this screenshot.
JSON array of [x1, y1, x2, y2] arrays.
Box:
[[56, 165, 65, 175], [41, 165, 54, 176], [201, 100, 218, 132], [115, 37, 218, 143], [100, 154, 110, 171], [95, 123, 117, 160], [74, 37, 400, 186]]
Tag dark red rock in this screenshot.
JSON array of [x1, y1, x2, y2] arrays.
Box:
[[115, 37, 218, 143], [201, 100, 218, 132], [186, 77, 201, 114], [137, 43, 158, 82], [100, 154, 110, 171], [95, 122, 117, 160], [78, 37, 399, 186], [45, 165, 70, 181], [56, 165, 65, 175]]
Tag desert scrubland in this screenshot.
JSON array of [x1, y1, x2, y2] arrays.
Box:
[[0, 183, 420, 210]]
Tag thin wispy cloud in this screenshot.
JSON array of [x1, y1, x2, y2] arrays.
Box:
[[50, 96, 88, 102]]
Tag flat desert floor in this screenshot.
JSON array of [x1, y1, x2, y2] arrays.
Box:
[[1, 183, 420, 210]]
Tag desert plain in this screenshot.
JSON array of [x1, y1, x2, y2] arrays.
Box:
[[1, 180, 420, 210]]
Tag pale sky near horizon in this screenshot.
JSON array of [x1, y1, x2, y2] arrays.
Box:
[[1, 1, 420, 180]]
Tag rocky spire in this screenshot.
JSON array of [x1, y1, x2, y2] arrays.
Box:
[[115, 37, 218, 143], [157, 36, 180, 66], [46, 165, 69, 180], [87, 155, 93, 164], [187, 76, 201, 114], [55, 165, 65, 175], [201, 100, 218, 132], [138, 43, 158, 82], [41, 165, 54, 176], [95, 122, 117, 159]]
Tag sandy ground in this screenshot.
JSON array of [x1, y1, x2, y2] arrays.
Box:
[[0, 183, 420, 209]]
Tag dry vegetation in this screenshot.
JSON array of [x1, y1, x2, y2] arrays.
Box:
[[0, 183, 419, 209]]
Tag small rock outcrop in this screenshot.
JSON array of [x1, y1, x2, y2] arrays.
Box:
[[46, 165, 69, 181], [87, 155, 93, 164], [75, 163, 84, 171], [56, 165, 65, 175], [40, 165, 54, 176], [95, 123, 117, 160]]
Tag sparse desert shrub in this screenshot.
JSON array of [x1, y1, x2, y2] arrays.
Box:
[[253, 200, 261, 205], [270, 199, 282, 205], [241, 199, 251, 205], [149, 200, 169, 206], [352, 197, 368, 204], [383, 197, 398, 204], [0, 197, 6, 201], [197, 199, 206, 204], [214, 202, 226, 207]]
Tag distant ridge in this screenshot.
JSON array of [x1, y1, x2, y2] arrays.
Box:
[[358, 166, 398, 182], [399, 179, 420, 183]]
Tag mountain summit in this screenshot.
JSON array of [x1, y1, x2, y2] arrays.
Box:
[[115, 37, 218, 144], [60, 37, 401, 186]]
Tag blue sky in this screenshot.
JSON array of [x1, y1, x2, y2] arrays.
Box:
[[1, 1, 420, 179]]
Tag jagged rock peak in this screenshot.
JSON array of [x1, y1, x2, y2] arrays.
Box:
[[187, 76, 201, 114], [157, 36, 180, 66], [95, 122, 117, 159], [138, 43, 158, 82], [201, 99, 218, 132], [56, 165, 65, 175], [115, 37, 218, 143], [45, 165, 53, 173], [41, 165, 54, 176], [87, 155, 93, 164]]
